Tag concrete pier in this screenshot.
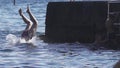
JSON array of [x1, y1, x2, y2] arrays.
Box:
[[45, 1, 108, 43], [109, 2, 120, 38]]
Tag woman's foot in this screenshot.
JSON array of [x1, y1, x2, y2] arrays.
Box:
[[19, 8, 22, 16], [26, 5, 30, 13]]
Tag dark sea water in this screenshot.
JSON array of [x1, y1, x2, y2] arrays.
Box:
[[0, 0, 120, 68]]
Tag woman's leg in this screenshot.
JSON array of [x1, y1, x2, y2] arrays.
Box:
[[26, 5, 38, 28], [19, 8, 33, 30]]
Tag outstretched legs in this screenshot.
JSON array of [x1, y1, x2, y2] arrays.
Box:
[[19, 8, 33, 30], [19, 6, 38, 41]]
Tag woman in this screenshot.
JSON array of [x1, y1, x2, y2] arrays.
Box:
[[19, 5, 38, 41]]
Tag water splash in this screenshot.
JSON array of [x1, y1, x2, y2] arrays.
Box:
[[6, 34, 37, 45], [6, 34, 19, 45], [19, 36, 37, 44]]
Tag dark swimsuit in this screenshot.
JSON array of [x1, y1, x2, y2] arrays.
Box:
[[21, 30, 32, 41], [21, 28, 36, 41]]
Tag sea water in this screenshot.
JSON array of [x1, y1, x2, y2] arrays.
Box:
[[0, 0, 120, 68]]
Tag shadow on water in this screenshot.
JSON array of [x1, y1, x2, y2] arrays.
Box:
[[43, 43, 90, 56]]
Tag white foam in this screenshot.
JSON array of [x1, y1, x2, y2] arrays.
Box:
[[6, 34, 19, 45], [6, 34, 37, 45], [19, 36, 37, 44]]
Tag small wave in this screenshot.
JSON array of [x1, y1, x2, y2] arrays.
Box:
[[6, 34, 37, 45]]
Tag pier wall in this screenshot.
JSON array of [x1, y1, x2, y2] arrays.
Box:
[[110, 2, 120, 12], [45, 1, 108, 43]]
